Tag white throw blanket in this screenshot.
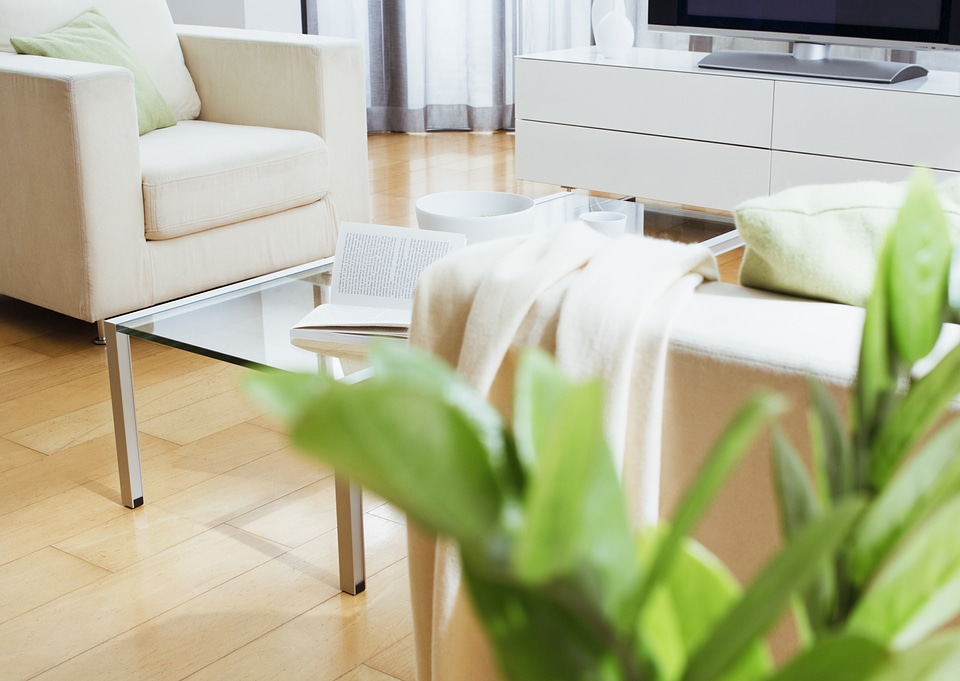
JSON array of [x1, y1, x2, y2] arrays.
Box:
[[407, 223, 718, 681]]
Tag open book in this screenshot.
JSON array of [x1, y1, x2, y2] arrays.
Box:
[[290, 222, 466, 351]]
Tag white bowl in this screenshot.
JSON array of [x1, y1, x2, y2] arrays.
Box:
[[415, 191, 536, 243]]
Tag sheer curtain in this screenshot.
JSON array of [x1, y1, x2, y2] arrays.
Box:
[[308, 0, 607, 132]]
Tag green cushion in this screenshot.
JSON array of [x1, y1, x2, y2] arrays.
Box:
[[11, 8, 176, 136], [736, 179, 960, 307]]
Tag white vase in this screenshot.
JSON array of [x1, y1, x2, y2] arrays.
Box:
[[591, 0, 613, 36], [595, 0, 635, 60]]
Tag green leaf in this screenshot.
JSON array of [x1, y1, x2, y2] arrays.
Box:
[[761, 634, 888, 681], [847, 496, 960, 649], [513, 347, 572, 473], [848, 417, 960, 586], [868, 629, 960, 681], [680, 499, 865, 681], [243, 368, 334, 423], [771, 428, 835, 635], [948, 250, 960, 324], [771, 428, 820, 540], [622, 391, 787, 630], [463, 561, 630, 681], [250, 345, 509, 550], [806, 413, 831, 514], [854, 228, 898, 471], [369, 341, 515, 489], [868, 341, 960, 490], [788, 594, 815, 651], [885, 170, 952, 365], [638, 533, 772, 681], [806, 377, 854, 503], [861, 171, 954, 491], [513, 350, 636, 618]]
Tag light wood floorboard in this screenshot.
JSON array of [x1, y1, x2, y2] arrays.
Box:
[[0, 131, 742, 680]]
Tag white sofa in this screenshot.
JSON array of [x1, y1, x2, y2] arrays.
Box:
[[0, 0, 369, 334]]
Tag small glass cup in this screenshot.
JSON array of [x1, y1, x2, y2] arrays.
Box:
[[580, 210, 627, 237]]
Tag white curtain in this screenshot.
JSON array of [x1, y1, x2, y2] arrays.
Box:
[[309, 0, 633, 132]]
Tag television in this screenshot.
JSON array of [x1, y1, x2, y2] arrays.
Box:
[[647, 0, 960, 83]]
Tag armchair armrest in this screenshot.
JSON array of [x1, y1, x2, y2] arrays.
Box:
[[0, 53, 146, 322], [175, 27, 370, 224]]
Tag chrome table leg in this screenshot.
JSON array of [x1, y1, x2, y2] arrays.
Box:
[[104, 321, 144, 509], [335, 473, 365, 594]]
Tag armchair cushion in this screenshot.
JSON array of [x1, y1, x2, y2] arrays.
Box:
[[139, 120, 329, 240], [0, 0, 201, 119], [10, 8, 175, 135]]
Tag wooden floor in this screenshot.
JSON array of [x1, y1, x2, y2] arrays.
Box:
[[0, 132, 743, 680]]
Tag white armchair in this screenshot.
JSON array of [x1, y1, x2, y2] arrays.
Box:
[[0, 0, 369, 338]]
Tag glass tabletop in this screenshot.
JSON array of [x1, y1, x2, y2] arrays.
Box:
[[109, 192, 737, 373], [111, 258, 339, 373]]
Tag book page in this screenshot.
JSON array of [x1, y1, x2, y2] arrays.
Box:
[[331, 222, 466, 310], [290, 222, 466, 349]]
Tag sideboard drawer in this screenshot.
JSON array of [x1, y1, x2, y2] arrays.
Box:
[[772, 81, 960, 172], [516, 120, 771, 212], [516, 57, 775, 148]]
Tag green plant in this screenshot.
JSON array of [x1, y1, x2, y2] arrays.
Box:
[[245, 171, 960, 680], [765, 171, 960, 676]]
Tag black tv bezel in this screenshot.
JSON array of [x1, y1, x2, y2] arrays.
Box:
[[648, 0, 960, 51]]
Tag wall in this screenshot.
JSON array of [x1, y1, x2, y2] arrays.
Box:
[[243, 0, 301, 33], [166, 0, 301, 33], [166, 0, 244, 28]]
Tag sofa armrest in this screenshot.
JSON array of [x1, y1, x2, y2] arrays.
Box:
[[0, 53, 146, 322], [175, 27, 370, 224], [656, 282, 867, 655]]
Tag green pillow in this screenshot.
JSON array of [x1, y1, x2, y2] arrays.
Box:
[[11, 8, 176, 136], [736, 179, 960, 307]]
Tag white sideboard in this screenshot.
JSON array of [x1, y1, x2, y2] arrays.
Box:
[[515, 47, 960, 212]]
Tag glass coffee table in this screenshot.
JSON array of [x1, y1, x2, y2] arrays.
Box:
[[103, 191, 737, 595]]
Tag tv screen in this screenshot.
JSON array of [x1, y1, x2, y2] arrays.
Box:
[[686, 0, 942, 33], [648, 0, 960, 82], [649, 0, 960, 50]]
